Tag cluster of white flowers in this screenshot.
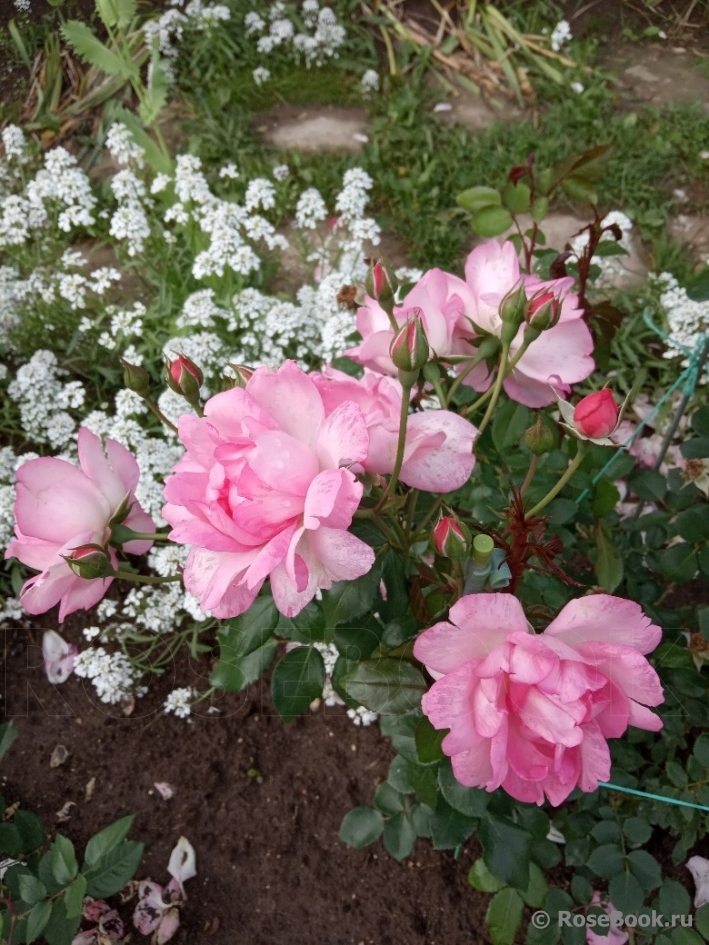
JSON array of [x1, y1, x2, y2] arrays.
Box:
[[245, 0, 345, 79], [571, 211, 634, 289], [1, 125, 31, 167], [347, 705, 379, 727], [360, 69, 380, 98], [13, 0, 31, 12], [7, 350, 86, 449], [106, 122, 146, 169], [164, 686, 196, 718], [550, 19, 572, 52], [89, 301, 146, 351], [651, 271, 709, 379], [144, 0, 230, 64], [73, 646, 146, 704]]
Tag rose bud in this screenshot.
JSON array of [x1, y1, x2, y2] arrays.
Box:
[[365, 259, 398, 304], [523, 418, 557, 456], [166, 355, 203, 405], [119, 357, 150, 399], [498, 284, 528, 345], [390, 312, 429, 375], [525, 290, 561, 331], [62, 544, 113, 580], [573, 389, 619, 439], [433, 516, 471, 559]]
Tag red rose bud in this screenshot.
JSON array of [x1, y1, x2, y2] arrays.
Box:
[[119, 357, 150, 398], [433, 516, 471, 559], [526, 290, 561, 331], [390, 312, 429, 374], [166, 355, 203, 405], [365, 259, 398, 304], [573, 389, 619, 438], [63, 544, 112, 580]]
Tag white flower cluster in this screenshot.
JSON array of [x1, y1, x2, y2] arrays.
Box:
[[571, 211, 634, 289], [91, 301, 146, 351], [109, 167, 152, 257], [143, 0, 230, 63], [7, 350, 85, 449], [0, 146, 96, 247], [550, 19, 572, 52], [245, 0, 346, 79], [1, 125, 31, 167], [652, 271, 709, 380], [361, 69, 380, 98], [105, 122, 145, 169], [164, 686, 196, 718], [73, 647, 146, 704]]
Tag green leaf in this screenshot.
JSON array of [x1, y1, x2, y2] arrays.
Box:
[[592, 478, 620, 517], [383, 812, 416, 861], [472, 205, 513, 237], [438, 760, 489, 817], [64, 874, 87, 919], [43, 899, 81, 945], [211, 597, 279, 691], [374, 782, 404, 815], [627, 849, 661, 892], [338, 807, 384, 849], [650, 544, 698, 583], [629, 469, 666, 502], [671, 929, 703, 945], [84, 814, 134, 868], [51, 835, 78, 886], [409, 803, 433, 838], [681, 437, 709, 460], [405, 763, 439, 809], [693, 406, 709, 436], [211, 639, 276, 691], [586, 844, 624, 878], [322, 565, 381, 628], [27, 900, 52, 943], [468, 858, 505, 893], [334, 619, 382, 661], [502, 182, 531, 214], [0, 723, 18, 763], [456, 185, 501, 213], [18, 873, 47, 904], [271, 646, 325, 721], [479, 815, 532, 889], [695, 733, 709, 768], [675, 506, 709, 544], [0, 823, 21, 857], [666, 759, 688, 788], [139, 47, 169, 124], [378, 549, 409, 621], [60, 21, 129, 76], [609, 871, 644, 914], [487, 888, 524, 945], [96, 0, 136, 29], [492, 400, 531, 453], [623, 817, 652, 847], [521, 863, 548, 908], [571, 874, 593, 904], [659, 880, 691, 920], [695, 903, 709, 939], [531, 196, 549, 224], [594, 520, 623, 592], [430, 795, 477, 850], [341, 658, 426, 715], [415, 715, 446, 764], [84, 840, 143, 898], [14, 809, 45, 853], [110, 108, 172, 175]]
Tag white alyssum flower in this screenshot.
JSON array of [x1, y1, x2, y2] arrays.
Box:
[[164, 687, 196, 718], [7, 350, 85, 448], [105, 122, 146, 168], [273, 164, 290, 181], [295, 188, 328, 229], [550, 19, 572, 51], [73, 647, 144, 704], [219, 163, 239, 180], [347, 705, 379, 726], [361, 69, 380, 97], [570, 210, 634, 288], [651, 272, 709, 380], [2, 126, 31, 164]]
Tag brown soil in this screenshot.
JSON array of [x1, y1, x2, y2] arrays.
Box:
[[1, 619, 490, 945]]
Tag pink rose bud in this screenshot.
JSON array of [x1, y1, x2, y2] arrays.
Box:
[[166, 355, 203, 404], [526, 290, 561, 331], [432, 516, 470, 559], [365, 259, 398, 303], [390, 312, 429, 375], [119, 357, 150, 398], [498, 284, 528, 346], [63, 544, 112, 580], [573, 389, 619, 438]]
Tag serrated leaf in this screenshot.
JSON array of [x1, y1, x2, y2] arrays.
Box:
[[383, 812, 416, 861], [338, 807, 384, 849], [609, 871, 644, 914], [60, 21, 129, 77], [64, 874, 87, 919], [472, 205, 513, 238], [586, 843, 624, 878], [627, 849, 661, 892], [18, 873, 47, 904], [85, 841, 143, 898], [271, 646, 325, 721], [438, 760, 489, 817], [84, 815, 134, 868], [468, 858, 506, 893], [502, 181, 531, 214], [415, 715, 446, 764], [456, 185, 502, 213], [374, 782, 404, 815], [51, 835, 78, 886], [0, 723, 18, 763], [431, 795, 477, 850], [322, 565, 381, 628], [487, 888, 524, 945], [594, 519, 623, 592], [27, 900, 52, 943], [479, 815, 532, 889], [341, 659, 426, 715]]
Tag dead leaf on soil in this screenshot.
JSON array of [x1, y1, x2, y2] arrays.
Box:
[[50, 744, 69, 768], [56, 800, 76, 823], [85, 776, 96, 801]]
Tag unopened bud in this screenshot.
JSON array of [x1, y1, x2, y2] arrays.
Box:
[[224, 364, 254, 390], [526, 290, 561, 331], [119, 357, 150, 398], [365, 259, 398, 304], [499, 284, 528, 346], [63, 544, 112, 580], [166, 355, 203, 405], [523, 418, 557, 455], [390, 312, 429, 374], [432, 516, 471, 559]]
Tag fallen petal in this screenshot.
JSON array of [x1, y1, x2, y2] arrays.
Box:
[[155, 907, 181, 945], [167, 837, 196, 887], [154, 782, 175, 800], [687, 856, 709, 908]]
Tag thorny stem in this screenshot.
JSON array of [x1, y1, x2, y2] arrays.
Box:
[[527, 445, 588, 518], [112, 570, 182, 585], [375, 378, 414, 512], [144, 398, 178, 434]]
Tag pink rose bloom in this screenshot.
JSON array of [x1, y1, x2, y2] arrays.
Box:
[[162, 361, 376, 619], [312, 367, 478, 493], [346, 267, 476, 374], [4, 428, 153, 621], [460, 241, 595, 407], [414, 593, 663, 806]]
